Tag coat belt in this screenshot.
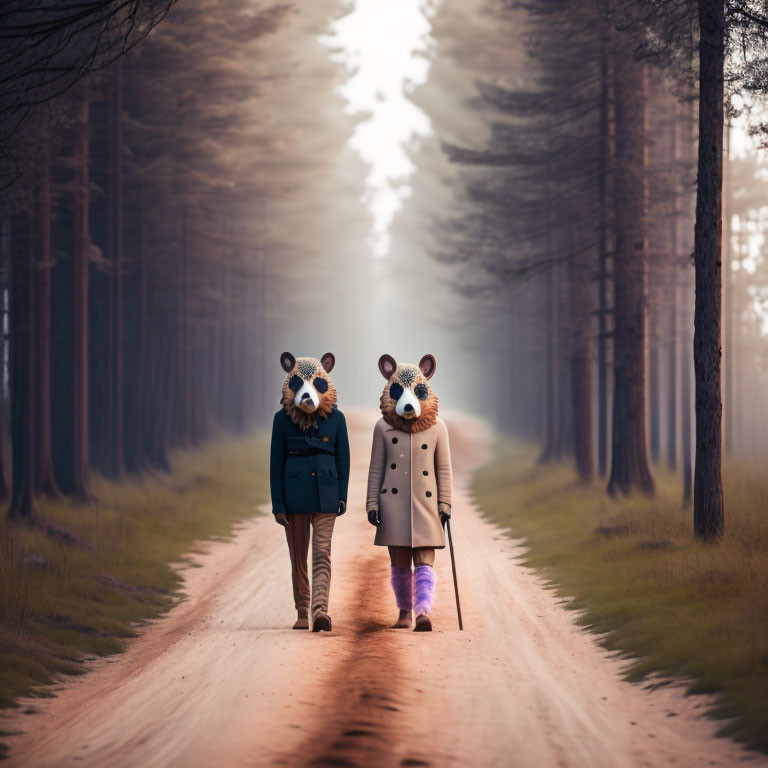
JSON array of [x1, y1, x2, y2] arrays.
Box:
[[288, 447, 336, 457]]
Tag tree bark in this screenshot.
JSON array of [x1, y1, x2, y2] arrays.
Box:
[[666, 256, 679, 473], [597, 38, 612, 478], [607, 50, 654, 496], [555, 260, 573, 461], [539, 263, 559, 464], [693, 0, 725, 538], [107, 61, 125, 476], [9, 210, 36, 520], [0, 232, 8, 500], [176, 200, 192, 447], [723, 122, 733, 457], [569, 251, 594, 481], [136, 187, 150, 469], [681, 100, 696, 507], [33, 143, 59, 497], [666, 112, 679, 472], [71, 85, 90, 499], [648, 299, 661, 464]]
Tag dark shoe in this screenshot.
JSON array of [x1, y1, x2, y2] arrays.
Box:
[[414, 613, 432, 632], [393, 610, 412, 629], [312, 611, 332, 632], [293, 610, 309, 630]]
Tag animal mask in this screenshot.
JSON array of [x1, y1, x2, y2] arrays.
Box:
[[378, 354, 438, 433], [280, 352, 337, 430]]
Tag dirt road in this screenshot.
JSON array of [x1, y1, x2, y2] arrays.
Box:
[[3, 409, 765, 767]]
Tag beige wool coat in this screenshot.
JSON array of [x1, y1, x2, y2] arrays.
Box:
[[366, 417, 453, 548]]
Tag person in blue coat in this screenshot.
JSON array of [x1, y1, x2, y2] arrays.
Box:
[[270, 351, 350, 632]]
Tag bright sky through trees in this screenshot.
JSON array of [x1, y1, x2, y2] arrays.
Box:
[[323, 0, 438, 259]]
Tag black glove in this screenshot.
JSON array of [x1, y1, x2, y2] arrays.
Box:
[[367, 508, 381, 527], [337, 500, 347, 516], [439, 503, 451, 527]]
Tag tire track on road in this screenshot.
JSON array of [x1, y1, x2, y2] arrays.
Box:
[[279, 552, 433, 768]]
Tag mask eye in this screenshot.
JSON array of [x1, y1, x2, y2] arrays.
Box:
[[414, 383, 428, 401], [289, 375, 303, 392], [389, 382, 403, 400], [313, 377, 329, 394]]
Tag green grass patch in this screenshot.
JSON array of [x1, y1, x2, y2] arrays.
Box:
[[472, 442, 768, 753], [0, 433, 267, 713]]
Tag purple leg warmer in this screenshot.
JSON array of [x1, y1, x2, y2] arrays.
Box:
[[414, 564, 435, 616], [390, 567, 413, 611]]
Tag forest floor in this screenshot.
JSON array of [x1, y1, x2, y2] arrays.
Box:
[[1, 409, 766, 767]]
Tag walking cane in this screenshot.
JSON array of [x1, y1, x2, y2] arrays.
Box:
[[445, 518, 463, 630]]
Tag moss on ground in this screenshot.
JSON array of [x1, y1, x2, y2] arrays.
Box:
[[472, 442, 768, 753]]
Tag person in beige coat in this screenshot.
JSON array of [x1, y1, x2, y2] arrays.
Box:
[[366, 354, 453, 631]]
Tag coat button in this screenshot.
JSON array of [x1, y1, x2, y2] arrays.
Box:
[[423, 470, 428, 476], [392, 488, 399, 494], [426, 491, 432, 498], [391, 463, 396, 469], [392, 437, 398, 444], [421, 443, 428, 449], [382, 488, 387, 493]]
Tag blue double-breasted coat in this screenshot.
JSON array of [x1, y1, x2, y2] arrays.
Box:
[[270, 406, 350, 516]]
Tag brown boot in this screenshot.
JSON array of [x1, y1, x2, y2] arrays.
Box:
[[293, 609, 309, 630], [312, 611, 332, 632], [392, 610, 412, 629], [414, 613, 432, 632]]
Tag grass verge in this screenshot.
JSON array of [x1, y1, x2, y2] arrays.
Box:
[[0, 433, 267, 718], [471, 441, 768, 753]]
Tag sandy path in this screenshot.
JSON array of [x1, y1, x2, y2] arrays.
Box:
[[3, 409, 765, 768]]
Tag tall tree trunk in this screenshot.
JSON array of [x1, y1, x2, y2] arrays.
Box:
[[9, 211, 36, 520], [734, 228, 743, 453], [666, 105, 680, 473], [137, 188, 151, 469], [555, 260, 573, 461], [666, 225, 679, 472], [539, 264, 558, 464], [607, 50, 654, 496], [597, 37, 612, 478], [107, 61, 125, 476], [33, 143, 59, 496], [256, 252, 269, 428], [71, 86, 90, 499], [723, 122, 733, 457], [569, 250, 594, 481], [681, 99, 696, 506], [0, 222, 8, 501], [648, 298, 661, 464], [693, 0, 725, 538], [647, 71, 665, 468], [176, 200, 191, 447], [681, 271, 694, 505]]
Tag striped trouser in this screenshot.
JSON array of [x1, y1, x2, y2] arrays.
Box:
[[284, 512, 336, 616]]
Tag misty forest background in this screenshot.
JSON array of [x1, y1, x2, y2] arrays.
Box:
[[2, 0, 768, 752], [2, 0, 768, 531]]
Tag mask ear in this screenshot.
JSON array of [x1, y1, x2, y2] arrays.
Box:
[[378, 354, 397, 380], [320, 352, 335, 374], [418, 354, 436, 380], [280, 352, 296, 373]]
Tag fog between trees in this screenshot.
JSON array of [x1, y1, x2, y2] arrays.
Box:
[[1, 0, 768, 539]]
